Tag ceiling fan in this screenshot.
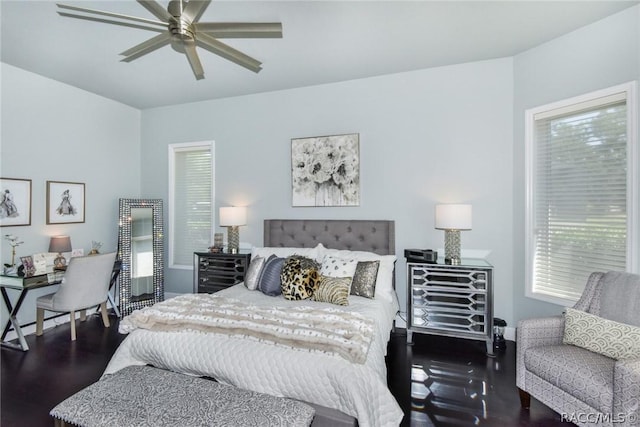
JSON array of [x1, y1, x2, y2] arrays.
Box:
[[56, 0, 283, 80]]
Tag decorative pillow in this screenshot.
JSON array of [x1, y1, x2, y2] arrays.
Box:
[[312, 275, 351, 306], [257, 256, 285, 296], [280, 256, 320, 300], [251, 244, 322, 263], [320, 255, 358, 279], [320, 245, 397, 303], [244, 255, 266, 291], [320, 246, 397, 304], [563, 307, 640, 360], [350, 261, 380, 299]]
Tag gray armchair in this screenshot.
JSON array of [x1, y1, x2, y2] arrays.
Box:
[[517, 271, 640, 427], [36, 252, 117, 341]]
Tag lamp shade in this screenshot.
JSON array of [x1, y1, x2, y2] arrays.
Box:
[[219, 207, 247, 227], [435, 204, 472, 230], [49, 235, 72, 253]]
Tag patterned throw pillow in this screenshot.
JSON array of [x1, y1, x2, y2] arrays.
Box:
[[312, 275, 351, 306], [244, 255, 265, 291], [350, 261, 380, 299], [280, 256, 320, 300], [563, 307, 640, 360], [320, 255, 358, 279], [257, 256, 285, 296]]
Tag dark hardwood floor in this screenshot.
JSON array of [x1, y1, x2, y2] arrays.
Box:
[[2, 313, 568, 426]]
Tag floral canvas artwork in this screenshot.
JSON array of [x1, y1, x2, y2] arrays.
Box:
[[291, 134, 360, 207]]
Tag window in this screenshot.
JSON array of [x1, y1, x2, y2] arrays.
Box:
[[525, 82, 638, 306], [168, 141, 215, 269]]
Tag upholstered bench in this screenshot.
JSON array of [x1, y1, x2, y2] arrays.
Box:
[[50, 365, 316, 427]]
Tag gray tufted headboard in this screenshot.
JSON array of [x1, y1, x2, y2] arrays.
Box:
[[263, 219, 395, 256]]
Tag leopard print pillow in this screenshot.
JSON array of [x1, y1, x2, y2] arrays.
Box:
[[280, 256, 320, 300]]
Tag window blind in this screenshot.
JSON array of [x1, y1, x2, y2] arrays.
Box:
[[171, 146, 213, 267], [532, 96, 628, 301]]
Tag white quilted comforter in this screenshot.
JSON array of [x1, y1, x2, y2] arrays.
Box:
[[104, 285, 404, 427]]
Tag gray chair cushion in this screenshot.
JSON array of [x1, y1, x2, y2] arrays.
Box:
[[525, 344, 615, 412]]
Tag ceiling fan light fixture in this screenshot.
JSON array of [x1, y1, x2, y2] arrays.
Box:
[[56, 0, 283, 80]]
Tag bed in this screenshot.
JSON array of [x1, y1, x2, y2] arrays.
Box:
[[104, 219, 404, 427]]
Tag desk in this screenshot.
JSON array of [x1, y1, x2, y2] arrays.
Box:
[[0, 272, 63, 351], [0, 261, 121, 351]]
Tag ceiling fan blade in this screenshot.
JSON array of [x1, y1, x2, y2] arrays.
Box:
[[183, 0, 211, 23], [57, 12, 165, 33], [194, 22, 282, 38], [136, 0, 173, 22], [120, 33, 171, 62], [184, 42, 205, 80], [196, 32, 262, 73], [57, 4, 167, 27]]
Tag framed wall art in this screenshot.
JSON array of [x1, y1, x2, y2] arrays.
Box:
[[291, 133, 360, 207], [0, 178, 32, 227], [46, 181, 85, 224]]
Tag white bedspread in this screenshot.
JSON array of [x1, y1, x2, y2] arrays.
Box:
[[104, 285, 403, 427]]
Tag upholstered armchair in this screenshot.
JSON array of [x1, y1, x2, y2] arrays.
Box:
[[517, 271, 640, 427], [36, 252, 117, 341]]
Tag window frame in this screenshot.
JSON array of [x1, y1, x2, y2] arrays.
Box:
[[525, 81, 638, 306], [168, 141, 215, 270]]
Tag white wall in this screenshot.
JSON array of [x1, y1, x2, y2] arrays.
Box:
[[511, 5, 640, 322], [0, 63, 141, 326], [141, 57, 515, 324]]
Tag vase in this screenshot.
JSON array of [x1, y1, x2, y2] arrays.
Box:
[[315, 181, 342, 206]]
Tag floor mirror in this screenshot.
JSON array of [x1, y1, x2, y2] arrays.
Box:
[[118, 198, 164, 316]]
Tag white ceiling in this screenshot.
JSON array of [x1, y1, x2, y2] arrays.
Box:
[[2, 1, 637, 109]]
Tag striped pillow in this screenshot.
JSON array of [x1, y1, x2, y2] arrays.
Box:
[[312, 275, 351, 306]]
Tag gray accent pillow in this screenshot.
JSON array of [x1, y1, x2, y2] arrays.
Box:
[[257, 256, 285, 296], [351, 261, 380, 299], [563, 307, 640, 360], [244, 255, 266, 291], [312, 275, 351, 306]]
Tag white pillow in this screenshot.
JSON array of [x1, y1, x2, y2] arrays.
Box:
[[320, 255, 358, 279], [251, 244, 322, 263], [318, 244, 397, 303]]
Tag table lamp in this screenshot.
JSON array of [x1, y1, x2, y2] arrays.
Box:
[[435, 204, 472, 265], [49, 235, 72, 269], [219, 207, 246, 254]]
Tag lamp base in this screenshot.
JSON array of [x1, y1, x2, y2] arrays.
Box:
[[227, 226, 239, 254], [443, 229, 461, 262], [53, 253, 67, 269]]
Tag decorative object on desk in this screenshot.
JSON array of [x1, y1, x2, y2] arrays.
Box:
[[33, 252, 55, 275], [89, 241, 102, 255], [214, 232, 224, 249], [219, 207, 246, 254], [4, 234, 24, 272], [435, 204, 472, 265], [291, 133, 360, 207], [0, 178, 32, 227], [46, 181, 85, 224], [49, 235, 72, 269], [493, 317, 507, 351], [19, 256, 35, 277]]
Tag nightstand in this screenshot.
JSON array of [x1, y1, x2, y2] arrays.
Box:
[[193, 252, 251, 294], [407, 258, 494, 356]]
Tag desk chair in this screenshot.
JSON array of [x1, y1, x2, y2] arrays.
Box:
[[36, 252, 117, 341]]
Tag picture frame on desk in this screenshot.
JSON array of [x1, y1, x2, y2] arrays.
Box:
[[0, 177, 32, 227], [46, 181, 85, 224]]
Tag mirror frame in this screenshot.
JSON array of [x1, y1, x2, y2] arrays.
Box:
[[118, 198, 164, 316]]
